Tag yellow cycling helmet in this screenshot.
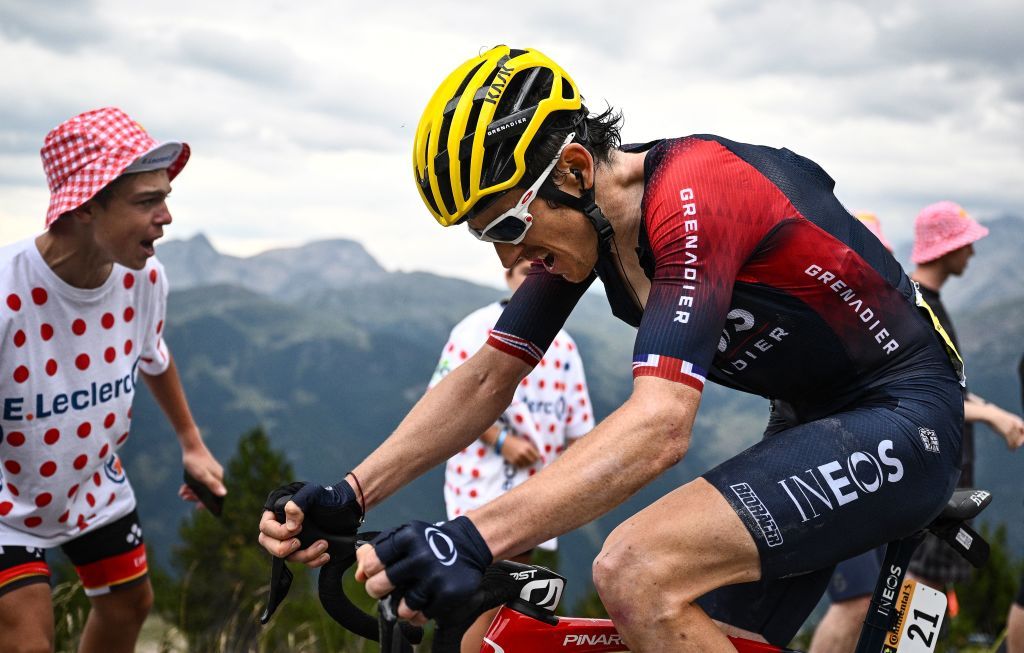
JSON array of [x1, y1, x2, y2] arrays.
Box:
[[413, 46, 583, 226]]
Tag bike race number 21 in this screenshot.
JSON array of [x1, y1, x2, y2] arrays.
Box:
[[883, 579, 947, 653]]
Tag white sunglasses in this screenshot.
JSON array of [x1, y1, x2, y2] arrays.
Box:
[[468, 132, 576, 244]]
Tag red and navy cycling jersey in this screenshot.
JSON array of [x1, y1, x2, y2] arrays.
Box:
[[487, 135, 956, 416]]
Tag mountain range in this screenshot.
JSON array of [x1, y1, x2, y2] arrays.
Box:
[[124, 216, 1024, 606]]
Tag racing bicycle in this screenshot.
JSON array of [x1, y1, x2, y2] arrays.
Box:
[[260, 487, 993, 653]]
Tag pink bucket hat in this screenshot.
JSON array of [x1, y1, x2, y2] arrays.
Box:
[[911, 201, 989, 264], [854, 211, 893, 252], [40, 107, 190, 228]]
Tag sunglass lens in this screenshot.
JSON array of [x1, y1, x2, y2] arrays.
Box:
[[484, 215, 527, 242]]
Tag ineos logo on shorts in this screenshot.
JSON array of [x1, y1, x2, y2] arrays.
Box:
[[424, 526, 458, 566]]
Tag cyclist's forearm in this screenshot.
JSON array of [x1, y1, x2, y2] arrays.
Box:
[[351, 349, 527, 510], [470, 377, 699, 558]]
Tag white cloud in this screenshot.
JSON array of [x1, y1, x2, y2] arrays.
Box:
[[1, 0, 1021, 277]]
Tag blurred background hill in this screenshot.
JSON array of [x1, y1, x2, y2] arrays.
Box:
[[124, 216, 1024, 607]]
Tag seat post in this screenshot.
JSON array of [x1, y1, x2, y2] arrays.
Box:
[[853, 531, 926, 653]]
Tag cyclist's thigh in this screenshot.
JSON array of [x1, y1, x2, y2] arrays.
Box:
[[826, 544, 885, 602], [601, 477, 761, 596], [698, 382, 960, 645], [0, 546, 55, 651], [703, 391, 960, 579], [60, 509, 148, 598]]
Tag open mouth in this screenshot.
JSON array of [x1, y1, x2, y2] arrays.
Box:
[[140, 239, 156, 255], [543, 253, 556, 270]]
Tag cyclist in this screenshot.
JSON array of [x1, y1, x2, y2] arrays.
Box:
[[808, 211, 895, 653], [259, 46, 966, 651], [1, 108, 226, 653], [433, 257, 594, 652]]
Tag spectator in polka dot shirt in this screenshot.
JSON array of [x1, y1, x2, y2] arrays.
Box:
[[0, 108, 226, 653], [429, 258, 594, 652]]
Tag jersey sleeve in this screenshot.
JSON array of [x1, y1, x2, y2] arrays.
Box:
[[138, 260, 171, 376], [487, 263, 593, 366], [632, 138, 789, 391]]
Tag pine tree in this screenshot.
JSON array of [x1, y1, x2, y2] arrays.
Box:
[[170, 427, 365, 652]]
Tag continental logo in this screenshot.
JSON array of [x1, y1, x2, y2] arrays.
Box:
[[482, 63, 514, 105], [730, 483, 783, 547]]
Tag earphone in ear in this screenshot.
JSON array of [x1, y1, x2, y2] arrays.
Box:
[[571, 168, 584, 189]]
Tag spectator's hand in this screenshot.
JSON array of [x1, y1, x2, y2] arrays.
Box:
[[989, 407, 1024, 450], [180, 441, 226, 504], [502, 434, 541, 468]]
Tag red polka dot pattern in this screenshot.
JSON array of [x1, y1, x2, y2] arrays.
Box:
[[73, 455, 88, 470], [123, 306, 135, 322], [6, 294, 21, 311], [72, 318, 87, 335], [13, 329, 26, 347], [123, 273, 135, 289], [44, 429, 60, 445], [46, 359, 58, 376], [7, 431, 25, 447], [76, 353, 90, 370], [40, 461, 57, 477], [31, 288, 48, 305], [40, 323, 54, 340], [101, 312, 115, 328], [77, 422, 91, 438], [13, 366, 29, 383]]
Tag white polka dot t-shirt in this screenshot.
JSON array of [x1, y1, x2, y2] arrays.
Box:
[[0, 237, 170, 547], [431, 302, 594, 550]]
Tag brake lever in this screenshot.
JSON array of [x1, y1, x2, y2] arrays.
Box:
[[259, 495, 369, 625]]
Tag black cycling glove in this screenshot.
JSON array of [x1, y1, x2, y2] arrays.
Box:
[[371, 516, 493, 619], [264, 479, 363, 536]]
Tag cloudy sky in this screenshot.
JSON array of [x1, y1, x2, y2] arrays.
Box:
[[1, 0, 1021, 287]]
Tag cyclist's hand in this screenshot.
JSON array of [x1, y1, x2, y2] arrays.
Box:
[[257, 480, 362, 567], [355, 517, 493, 621], [502, 434, 541, 468]]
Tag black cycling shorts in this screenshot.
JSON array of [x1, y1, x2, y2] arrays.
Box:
[[698, 370, 963, 646], [0, 510, 147, 599]]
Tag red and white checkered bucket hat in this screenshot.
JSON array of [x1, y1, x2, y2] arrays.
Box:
[[911, 201, 989, 264], [40, 107, 190, 227]]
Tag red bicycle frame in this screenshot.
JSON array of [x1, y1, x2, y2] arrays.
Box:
[[481, 606, 790, 653]]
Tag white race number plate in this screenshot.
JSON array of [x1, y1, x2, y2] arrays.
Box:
[[882, 579, 947, 653]]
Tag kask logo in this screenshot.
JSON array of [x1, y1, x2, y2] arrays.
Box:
[[424, 526, 458, 566]]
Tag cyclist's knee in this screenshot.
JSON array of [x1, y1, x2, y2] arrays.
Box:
[[594, 536, 693, 612]]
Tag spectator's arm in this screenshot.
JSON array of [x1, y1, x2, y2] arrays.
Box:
[[965, 393, 1024, 450]]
